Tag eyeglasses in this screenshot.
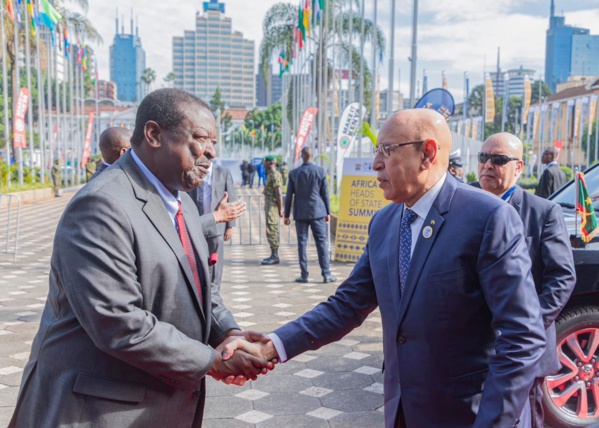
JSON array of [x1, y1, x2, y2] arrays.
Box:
[[477, 152, 520, 166], [373, 141, 425, 157]]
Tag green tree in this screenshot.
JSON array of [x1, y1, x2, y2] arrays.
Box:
[[244, 103, 283, 150], [531, 80, 553, 105], [163, 71, 176, 88], [209, 86, 233, 133], [259, 1, 385, 126], [141, 68, 156, 94]]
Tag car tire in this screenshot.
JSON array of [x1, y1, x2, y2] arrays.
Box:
[[543, 305, 599, 427]]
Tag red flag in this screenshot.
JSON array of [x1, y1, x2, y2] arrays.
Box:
[[80, 113, 95, 168], [294, 107, 318, 162], [6, 0, 14, 21]]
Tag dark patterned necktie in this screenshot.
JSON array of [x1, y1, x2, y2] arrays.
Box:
[[399, 208, 418, 296], [175, 202, 203, 303]]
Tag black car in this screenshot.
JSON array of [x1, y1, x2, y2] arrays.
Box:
[[543, 162, 599, 427]]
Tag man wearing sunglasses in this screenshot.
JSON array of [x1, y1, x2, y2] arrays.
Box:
[[226, 109, 546, 427], [477, 132, 576, 428]]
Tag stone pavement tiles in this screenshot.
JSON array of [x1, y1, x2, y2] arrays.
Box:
[[0, 189, 385, 427]]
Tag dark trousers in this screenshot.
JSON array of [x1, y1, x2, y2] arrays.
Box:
[[295, 218, 330, 278], [528, 377, 544, 428], [205, 234, 225, 294]]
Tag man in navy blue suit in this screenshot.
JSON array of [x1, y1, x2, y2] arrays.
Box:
[[478, 132, 576, 427], [284, 147, 336, 283], [225, 109, 546, 427]]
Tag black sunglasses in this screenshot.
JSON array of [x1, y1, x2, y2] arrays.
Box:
[[477, 152, 520, 166]]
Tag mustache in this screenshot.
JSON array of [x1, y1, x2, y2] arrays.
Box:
[[194, 157, 211, 168]]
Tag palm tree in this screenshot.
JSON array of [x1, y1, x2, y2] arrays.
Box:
[[259, 0, 385, 124], [163, 71, 176, 88], [141, 68, 156, 95]]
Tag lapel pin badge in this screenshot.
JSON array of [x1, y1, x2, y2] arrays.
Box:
[[422, 226, 434, 239]]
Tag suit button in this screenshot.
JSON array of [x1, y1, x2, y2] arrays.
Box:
[[397, 336, 406, 344]]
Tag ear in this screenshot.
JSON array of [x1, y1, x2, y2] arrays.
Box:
[[144, 121, 162, 149], [421, 139, 439, 169], [515, 159, 524, 176]]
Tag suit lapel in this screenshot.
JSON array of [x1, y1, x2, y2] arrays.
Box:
[[120, 151, 206, 322], [386, 206, 402, 313], [211, 166, 220, 212], [396, 175, 455, 330], [509, 185, 523, 216]]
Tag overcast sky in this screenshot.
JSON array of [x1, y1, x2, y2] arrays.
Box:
[[86, 0, 599, 102]]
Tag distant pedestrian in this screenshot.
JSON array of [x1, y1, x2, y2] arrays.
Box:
[[90, 127, 132, 181], [535, 148, 567, 198], [261, 155, 283, 265], [247, 162, 257, 188], [257, 161, 266, 187], [279, 161, 288, 185], [284, 147, 336, 283], [85, 161, 96, 182], [51, 159, 62, 197], [240, 160, 249, 187]]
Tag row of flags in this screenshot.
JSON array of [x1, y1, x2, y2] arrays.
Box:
[[278, 0, 327, 78]]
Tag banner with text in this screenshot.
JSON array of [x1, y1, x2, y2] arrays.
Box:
[[13, 88, 30, 149], [80, 113, 95, 168], [334, 158, 392, 262], [294, 107, 318, 162]]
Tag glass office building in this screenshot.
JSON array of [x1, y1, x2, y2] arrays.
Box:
[[173, 0, 255, 108], [110, 16, 146, 103]]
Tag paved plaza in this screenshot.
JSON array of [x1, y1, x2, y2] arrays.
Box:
[[0, 188, 385, 427]]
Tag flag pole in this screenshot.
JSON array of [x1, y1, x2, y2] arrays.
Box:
[[1, 4, 12, 187], [35, 25, 46, 183], [369, 0, 377, 127], [14, 0, 23, 184], [574, 168, 579, 240], [24, 0, 35, 182]]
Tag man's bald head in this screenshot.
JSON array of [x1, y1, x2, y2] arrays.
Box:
[[478, 132, 524, 196], [99, 127, 132, 165], [373, 109, 452, 206]]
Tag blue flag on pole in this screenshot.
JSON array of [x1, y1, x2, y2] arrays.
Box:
[[414, 88, 455, 120]]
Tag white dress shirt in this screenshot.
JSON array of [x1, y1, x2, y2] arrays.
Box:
[[131, 149, 181, 227], [202, 164, 213, 214]]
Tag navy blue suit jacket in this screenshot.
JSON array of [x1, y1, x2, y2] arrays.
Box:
[[508, 185, 576, 377], [275, 175, 546, 427], [284, 162, 330, 221]]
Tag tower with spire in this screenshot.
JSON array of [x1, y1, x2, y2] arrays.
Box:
[[110, 9, 146, 103]]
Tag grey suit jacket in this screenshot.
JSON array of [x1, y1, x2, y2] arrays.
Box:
[[508, 185, 576, 376], [189, 164, 237, 238], [284, 162, 330, 220], [535, 164, 567, 198], [10, 150, 238, 427], [275, 175, 546, 427], [88, 162, 108, 182]]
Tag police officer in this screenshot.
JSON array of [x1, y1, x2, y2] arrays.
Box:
[[448, 149, 465, 183], [261, 155, 284, 265]]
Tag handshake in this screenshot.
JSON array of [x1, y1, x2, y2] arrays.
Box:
[[207, 330, 280, 386]]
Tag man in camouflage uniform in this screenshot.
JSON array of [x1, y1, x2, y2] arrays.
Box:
[[261, 155, 284, 265], [279, 161, 288, 185], [51, 159, 62, 197]]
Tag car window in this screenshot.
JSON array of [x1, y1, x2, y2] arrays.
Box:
[[551, 165, 599, 211]]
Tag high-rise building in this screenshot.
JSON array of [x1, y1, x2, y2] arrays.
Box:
[[97, 80, 118, 101], [173, 0, 255, 108], [256, 70, 283, 107], [110, 14, 146, 103], [545, 0, 599, 92], [490, 67, 536, 99]]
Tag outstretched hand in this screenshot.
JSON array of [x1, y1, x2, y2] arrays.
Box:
[[213, 192, 246, 223]]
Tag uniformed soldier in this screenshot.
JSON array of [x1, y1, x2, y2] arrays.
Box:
[[448, 149, 465, 183], [51, 159, 62, 197], [261, 155, 284, 265], [279, 161, 288, 185]]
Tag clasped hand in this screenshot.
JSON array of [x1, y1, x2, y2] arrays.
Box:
[[208, 330, 278, 386]]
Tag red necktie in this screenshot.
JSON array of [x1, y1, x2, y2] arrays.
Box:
[[175, 202, 203, 304]]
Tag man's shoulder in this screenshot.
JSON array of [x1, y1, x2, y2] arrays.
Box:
[[519, 186, 559, 213]]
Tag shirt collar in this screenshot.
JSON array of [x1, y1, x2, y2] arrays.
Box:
[[102, 161, 111, 167], [548, 161, 558, 167], [130, 149, 180, 221], [204, 163, 213, 185], [405, 174, 447, 220]]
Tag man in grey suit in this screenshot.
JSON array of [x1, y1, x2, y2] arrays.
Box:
[[478, 132, 576, 427], [10, 89, 270, 427], [227, 109, 546, 427], [284, 147, 336, 283], [189, 162, 245, 292], [89, 127, 132, 181]]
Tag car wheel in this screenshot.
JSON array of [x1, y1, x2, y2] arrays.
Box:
[[543, 305, 599, 427]]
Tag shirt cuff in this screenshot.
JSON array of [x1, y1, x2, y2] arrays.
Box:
[[268, 333, 288, 363]]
